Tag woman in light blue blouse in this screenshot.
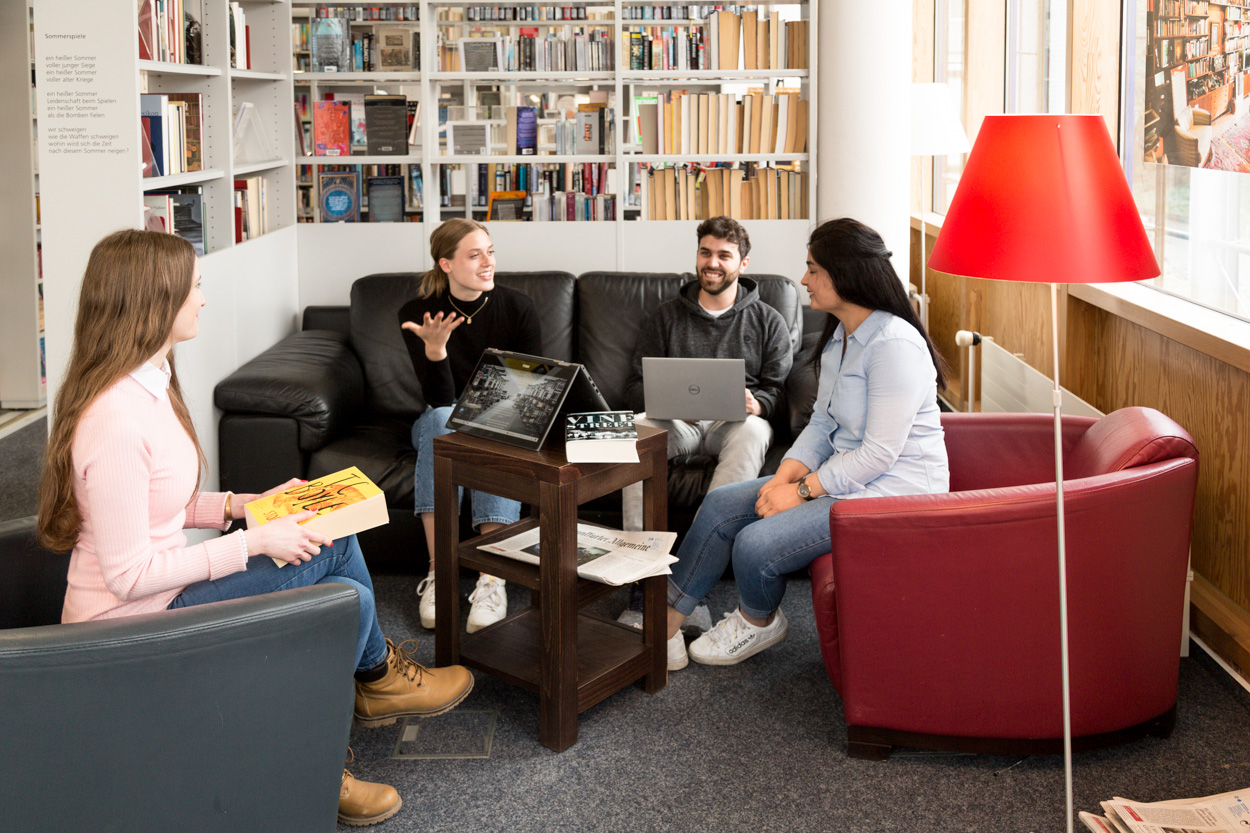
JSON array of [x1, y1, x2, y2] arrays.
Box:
[[662, 218, 950, 671]]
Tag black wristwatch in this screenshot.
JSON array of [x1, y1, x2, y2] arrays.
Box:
[[797, 475, 814, 501]]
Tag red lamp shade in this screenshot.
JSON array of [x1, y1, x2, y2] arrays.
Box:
[[928, 115, 1160, 285]]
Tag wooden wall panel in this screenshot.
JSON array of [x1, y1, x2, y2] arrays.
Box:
[[1070, 0, 1122, 138]]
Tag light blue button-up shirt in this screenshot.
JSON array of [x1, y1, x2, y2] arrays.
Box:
[[784, 309, 949, 500]]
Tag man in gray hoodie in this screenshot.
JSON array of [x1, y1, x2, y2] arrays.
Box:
[[620, 216, 793, 532]]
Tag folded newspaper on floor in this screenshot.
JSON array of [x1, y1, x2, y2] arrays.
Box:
[[1080, 787, 1250, 833], [477, 524, 677, 585]]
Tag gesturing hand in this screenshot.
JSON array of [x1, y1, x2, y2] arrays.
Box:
[[246, 510, 333, 566], [401, 311, 464, 361]]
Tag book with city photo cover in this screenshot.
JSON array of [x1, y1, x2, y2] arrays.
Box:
[[445, 348, 609, 451]]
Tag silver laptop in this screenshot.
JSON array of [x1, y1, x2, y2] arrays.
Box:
[[642, 357, 747, 422]]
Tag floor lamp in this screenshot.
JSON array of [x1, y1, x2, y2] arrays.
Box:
[[910, 83, 970, 329], [927, 115, 1161, 833]]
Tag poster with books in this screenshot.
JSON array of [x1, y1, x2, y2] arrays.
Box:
[[245, 466, 386, 567], [311, 17, 351, 72]]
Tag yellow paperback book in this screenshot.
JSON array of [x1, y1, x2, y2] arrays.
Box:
[[244, 466, 387, 567]]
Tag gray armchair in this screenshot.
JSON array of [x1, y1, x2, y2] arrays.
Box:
[[1169, 105, 1212, 167], [0, 516, 361, 833]]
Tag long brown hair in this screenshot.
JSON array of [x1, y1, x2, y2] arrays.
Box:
[[38, 229, 205, 551], [417, 218, 488, 298]]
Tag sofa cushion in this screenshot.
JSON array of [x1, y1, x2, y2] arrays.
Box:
[[1066, 406, 1199, 480], [576, 272, 803, 411], [309, 416, 417, 509], [349, 271, 579, 422]]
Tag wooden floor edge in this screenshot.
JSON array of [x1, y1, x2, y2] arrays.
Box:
[[1190, 574, 1250, 679]]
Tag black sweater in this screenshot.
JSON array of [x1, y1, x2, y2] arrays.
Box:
[[397, 285, 543, 407]]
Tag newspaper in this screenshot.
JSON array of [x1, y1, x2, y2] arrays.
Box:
[[477, 523, 677, 585], [1081, 789, 1250, 833]]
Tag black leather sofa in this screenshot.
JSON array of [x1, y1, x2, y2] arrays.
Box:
[[0, 516, 360, 833], [214, 271, 821, 573]]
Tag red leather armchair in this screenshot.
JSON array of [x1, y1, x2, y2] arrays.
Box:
[[809, 407, 1199, 759]]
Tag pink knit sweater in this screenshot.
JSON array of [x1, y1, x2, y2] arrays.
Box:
[[61, 370, 248, 623]]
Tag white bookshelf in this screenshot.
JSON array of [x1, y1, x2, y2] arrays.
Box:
[[33, 0, 302, 489], [0, 0, 44, 409]]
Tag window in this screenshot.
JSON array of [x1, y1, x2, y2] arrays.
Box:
[[932, 0, 968, 214]]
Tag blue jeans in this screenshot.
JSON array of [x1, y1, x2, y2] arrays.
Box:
[[667, 478, 835, 619], [412, 405, 520, 527], [168, 534, 388, 673]]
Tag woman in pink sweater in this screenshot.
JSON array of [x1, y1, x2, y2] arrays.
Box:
[[37, 229, 463, 828]]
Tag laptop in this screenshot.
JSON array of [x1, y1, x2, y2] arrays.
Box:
[[642, 357, 747, 422], [446, 348, 610, 451]]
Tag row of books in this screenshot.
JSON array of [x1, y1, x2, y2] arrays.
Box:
[[464, 161, 612, 205], [625, 12, 808, 71], [309, 19, 418, 72], [645, 164, 807, 221], [306, 170, 419, 222], [314, 5, 420, 20], [140, 93, 203, 178], [234, 176, 269, 241], [634, 91, 807, 157], [137, 0, 202, 65], [531, 192, 617, 221], [229, 2, 252, 70], [142, 190, 205, 255], [443, 102, 614, 156], [453, 6, 594, 22], [622, 4, 756, 21], [311, 95, 417, 156], [440, 29, 615, 72]]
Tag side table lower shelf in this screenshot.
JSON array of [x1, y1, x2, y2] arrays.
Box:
[[461, 610, 654, 714]]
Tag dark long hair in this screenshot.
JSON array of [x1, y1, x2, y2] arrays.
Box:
[[809, 218, 948, 390]]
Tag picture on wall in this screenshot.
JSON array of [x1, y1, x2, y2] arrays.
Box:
[[1142, 0, 1250, 171]]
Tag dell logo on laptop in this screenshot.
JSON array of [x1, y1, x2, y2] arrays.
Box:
[[689, 385, 701, 395]]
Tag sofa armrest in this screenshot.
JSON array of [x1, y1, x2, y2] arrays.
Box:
[[0, 583, 359, 831], [0, 517, 69, 629], [214, 329, 365, 452], [1192, 107, 1211, 126]]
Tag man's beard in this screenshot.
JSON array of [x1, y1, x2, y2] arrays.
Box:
[[700, 268, 738, 295]]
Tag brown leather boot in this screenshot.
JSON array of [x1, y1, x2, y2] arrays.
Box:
[[338, 753, 401, 827], [355, 638, 474, 727]]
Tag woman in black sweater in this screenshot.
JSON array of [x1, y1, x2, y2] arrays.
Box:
[[399, 219, 542, 633]]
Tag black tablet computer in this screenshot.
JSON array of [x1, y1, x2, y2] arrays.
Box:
[[445, 348, 610, 451]]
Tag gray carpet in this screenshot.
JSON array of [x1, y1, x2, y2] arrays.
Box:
[[346, 572, 1250, 833], [4, 419, 1249, 831], [0, 416, 44, 522]]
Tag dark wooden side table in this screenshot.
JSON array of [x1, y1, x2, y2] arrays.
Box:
[[432, 425, 668, 752]]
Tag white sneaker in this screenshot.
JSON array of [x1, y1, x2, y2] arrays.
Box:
[[466, 575, 507, 633], [416, 571, 436, 629], [683, 602, 712, 633], [688, 607, 788, 666], [667, 630, 688, 671]]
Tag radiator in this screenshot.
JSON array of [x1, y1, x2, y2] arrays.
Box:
[[958, 332, 1191, 656]]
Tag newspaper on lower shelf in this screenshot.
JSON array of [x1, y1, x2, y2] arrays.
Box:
[[477, 523, 678, 586], [1080, 787, 1250, 833]]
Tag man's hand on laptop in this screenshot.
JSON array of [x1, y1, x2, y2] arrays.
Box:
[[745, 388, 762, 417]]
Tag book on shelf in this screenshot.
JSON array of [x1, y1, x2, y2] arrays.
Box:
[[233, 177, 266, 241], [313, 100, 350, 156], [311, 16, 351, 72], [374, 25, 413, 71], [140, 94, 167, 177], [565, 411, 639, 463], [477, 523, 677, 586], [166, 94, 203, 172], [229, 2, 249, 69], [335, 93, 368, 152], [366, 175, 405, 221], [142, 194, 172, 233], [245, 467, 387, 568], [364, 95, 408, 155], [459, 38, 502, 72], [505, 105, 538, 155], [169, 192, 204, 255], [319, 171, 361, 222], [449, 122, 489, 156], [406, 164, 423, 211], [295, 103, 308, 156], [407, 100, 421, 146]]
